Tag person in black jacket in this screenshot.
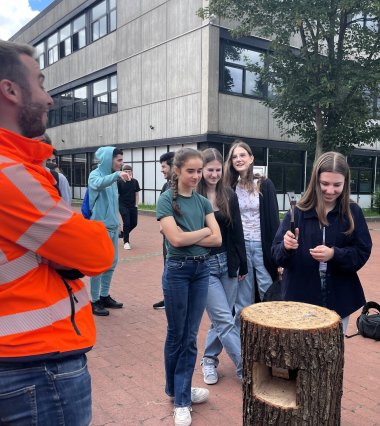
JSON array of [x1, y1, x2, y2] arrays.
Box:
[[117, 164, 141, 250], [272, 151, 372, 333], [197, 148, 248, 384], [224, 140, 280, 329]]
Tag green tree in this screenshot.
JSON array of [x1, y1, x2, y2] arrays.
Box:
[[199, 1, 380, 159]]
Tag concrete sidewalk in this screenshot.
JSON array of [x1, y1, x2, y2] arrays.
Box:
[[85, 213, 380, 426]]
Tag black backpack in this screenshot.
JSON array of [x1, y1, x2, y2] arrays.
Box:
[[346, 301, 380, 341]]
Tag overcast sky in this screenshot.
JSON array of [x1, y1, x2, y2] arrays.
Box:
[[0, 0, 55, 40]]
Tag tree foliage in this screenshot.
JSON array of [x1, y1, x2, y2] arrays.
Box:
[[199, 0, 380, 158]]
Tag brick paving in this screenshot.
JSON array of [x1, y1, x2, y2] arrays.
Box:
[[84, 211, 380, 426]]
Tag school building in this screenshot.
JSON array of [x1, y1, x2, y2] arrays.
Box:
[[10, 0, 380, 209]]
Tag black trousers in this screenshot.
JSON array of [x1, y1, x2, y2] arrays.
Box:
[[119, 206, 138, 243]]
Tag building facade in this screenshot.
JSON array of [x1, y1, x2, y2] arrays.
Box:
[[11, 0, 380, 209]]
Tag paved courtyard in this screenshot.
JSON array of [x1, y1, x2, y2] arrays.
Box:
[[83, 212, 380, 426]]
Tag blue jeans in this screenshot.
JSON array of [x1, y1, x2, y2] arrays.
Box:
[[90, 228, 118, 301], [234, 240, 272, 328], [163, 258, 210, 407], [203, 252, 242, 377], [0, 354, 91, 425]]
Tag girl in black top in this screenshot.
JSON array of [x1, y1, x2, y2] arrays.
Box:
[[197, 148, 247, 384]]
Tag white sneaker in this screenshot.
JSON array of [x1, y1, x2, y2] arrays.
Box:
[[173, 406, 192, 426], [202, 359, 218, 385], [123, 242, 131, 250], [191, 387, 209, 404]]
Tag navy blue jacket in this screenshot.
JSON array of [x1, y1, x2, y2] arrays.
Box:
[[271, 201, 372, 318]]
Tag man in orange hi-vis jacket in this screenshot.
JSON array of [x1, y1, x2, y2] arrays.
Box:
[[0, 41, 114, 426]]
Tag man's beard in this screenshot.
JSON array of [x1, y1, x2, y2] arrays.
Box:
[[18, 96, 47, 139]]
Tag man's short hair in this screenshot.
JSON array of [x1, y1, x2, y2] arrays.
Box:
[[159, 151, 175, 166], [122, 164, 132, 171], [0, 41, 35, 94], [113, 148, 123, 157]]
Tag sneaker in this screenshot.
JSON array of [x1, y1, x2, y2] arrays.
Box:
[[202, 358, 218, 385], [191, 387, 209, 404], [100, 295, 123, 309], [173, 406, 192, 426], [123, 242, 131, 250], [91, 300, 109, 316], [153, 300, 165, 310]]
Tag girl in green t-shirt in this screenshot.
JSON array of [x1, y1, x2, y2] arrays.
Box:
[[156, 148, 221, 426]]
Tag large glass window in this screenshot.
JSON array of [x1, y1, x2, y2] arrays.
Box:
[[48, 73, 116, 128], [47, 33, 59, 65], [93, 74, 117, 117], [59, 24, 72, 58], [91, 0, 107, 41], [35, 42, 45, 69], [268, 149, 304, 193], [221, 41, 267, 98], [73, 14, 86, 51], [348, 155, 374, 194]]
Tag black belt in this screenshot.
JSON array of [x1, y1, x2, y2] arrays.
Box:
[[169, 254, 210, 262]]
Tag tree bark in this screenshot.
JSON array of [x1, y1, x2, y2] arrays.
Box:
[[241, 301, 344, 425]]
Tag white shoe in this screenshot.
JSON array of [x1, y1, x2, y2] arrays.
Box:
[[191, 387, 209, 404], [123, 242, 131, 250], [173, 406, 192, 426], [202, 359, 218, 385]]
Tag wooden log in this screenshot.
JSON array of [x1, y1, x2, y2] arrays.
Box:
[[241, 301, 344, 425]]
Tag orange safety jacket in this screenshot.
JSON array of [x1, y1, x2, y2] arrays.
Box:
[[0, 129, 114, 362]]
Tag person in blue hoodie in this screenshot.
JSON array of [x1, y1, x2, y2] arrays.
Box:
[[88, 147, 131, 316]]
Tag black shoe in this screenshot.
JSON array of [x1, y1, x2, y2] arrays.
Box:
[[100, 295, 123, 309], [153, 300, 165, 310], [91, 300, 109, 316]]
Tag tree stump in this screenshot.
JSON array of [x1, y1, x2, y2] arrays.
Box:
[[241, 301, 344, 425]]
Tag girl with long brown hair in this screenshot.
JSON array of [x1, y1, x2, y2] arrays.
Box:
[[272, 152, 372, 333], [224, 140, 280, 328], [197, 148, 247, 384]]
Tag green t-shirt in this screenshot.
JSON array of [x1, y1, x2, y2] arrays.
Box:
[[156, 189, 213, 258]]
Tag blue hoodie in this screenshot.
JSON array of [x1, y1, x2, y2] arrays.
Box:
[[88, 146, 121, 230]]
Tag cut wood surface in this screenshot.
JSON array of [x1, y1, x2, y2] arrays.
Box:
[[241, 301, 344, 425]]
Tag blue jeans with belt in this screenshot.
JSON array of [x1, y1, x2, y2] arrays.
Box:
[[163, 257, 210, 407], [235, 240, 272, 328], [0, 354, 91, 425], [202, 252, 242, 377]]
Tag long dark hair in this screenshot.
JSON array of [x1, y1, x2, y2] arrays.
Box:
[[198, 148, 231, 223], [298, 151, 354, 234], [223, 139, 262, 193], [171, 148, 203, 215]]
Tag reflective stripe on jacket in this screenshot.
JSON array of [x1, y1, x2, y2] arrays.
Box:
[[0, 129, 114, 361]]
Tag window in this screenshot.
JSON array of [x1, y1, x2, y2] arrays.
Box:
[[35, 42, 45, 69], [348, 155, 374, 194], [93, 74, 117, 116], [221, 41, 267, 98], [47, 33, 59, 65], [73, 14, 86, 51], [74, 86, 88, 120], [91, 0, 107, 41], [59, 24, 72, 58], [268, 149, 304, 193], [48, 73, 116, 128], [34, 0, 116, 67]]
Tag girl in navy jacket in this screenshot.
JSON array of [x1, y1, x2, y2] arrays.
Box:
[[272, 152, 372, 333]]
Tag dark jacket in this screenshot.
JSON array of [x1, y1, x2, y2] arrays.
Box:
[[258, 178, 280, 281], [224, 189, 248, 277], [271, 201, 372, 318]]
